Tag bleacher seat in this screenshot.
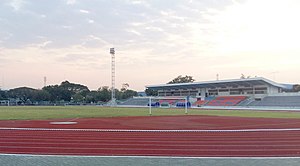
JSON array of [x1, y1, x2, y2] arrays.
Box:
[[206, 96, 247, 106], [159, 99, 178, 105], [193, 100, 207, 107], [252, 96, 300, 107], [176, 102, 191, 108], [119, 98, 149, 106], [148, 102, 160, 107]]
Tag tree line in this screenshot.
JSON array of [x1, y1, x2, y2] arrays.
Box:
[[0, 81, 137, 105], [2, 75, 298, 104]]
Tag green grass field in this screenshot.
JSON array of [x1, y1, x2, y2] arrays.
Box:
[[0, 106, 300, 120]]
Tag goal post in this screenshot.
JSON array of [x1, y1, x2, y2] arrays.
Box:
[[140, 96, 190, 116], [0, 100, 10, 106]]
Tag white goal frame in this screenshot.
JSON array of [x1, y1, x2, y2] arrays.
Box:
[[136, 96, 189, 116], [0, 100, 10, 106]]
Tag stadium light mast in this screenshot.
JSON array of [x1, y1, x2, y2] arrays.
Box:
[[43, 76, 47, 87], [109, 48, 117, 106]]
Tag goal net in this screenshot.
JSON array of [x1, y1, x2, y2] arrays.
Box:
[[137, 96, 190, 115]]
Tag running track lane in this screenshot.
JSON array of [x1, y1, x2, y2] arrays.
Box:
[[1, 129, 300, 157]]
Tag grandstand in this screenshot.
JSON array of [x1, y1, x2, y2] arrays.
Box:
[[249, 95, 300, 107], [138, 77, 299, 108], [118, 97, 149, 106], [118, 77, 299, 108], [206, 96, 247, 106]]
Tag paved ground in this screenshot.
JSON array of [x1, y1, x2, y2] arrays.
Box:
[[1, 154, 300, 166]]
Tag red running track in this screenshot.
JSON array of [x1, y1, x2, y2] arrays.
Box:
[[1, 116, 300, 157]]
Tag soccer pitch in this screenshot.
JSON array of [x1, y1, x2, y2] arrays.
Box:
[[1, 106, 300, 120]]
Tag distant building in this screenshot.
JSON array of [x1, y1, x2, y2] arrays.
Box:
[[146, 77, 293, 100]]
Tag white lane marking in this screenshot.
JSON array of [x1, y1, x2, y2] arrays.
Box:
[[49, 122, 78, 125], [1, 153, 300, 159], [1, 127, 300, 132]]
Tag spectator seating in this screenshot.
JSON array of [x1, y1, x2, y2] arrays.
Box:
[[160, 102, 170, 107], [251, 96, 300, 107], [206, 96, 247, 106], [176, 102, 191, 108], [193, 100, 208, 107], [159, 99, 178, 105], [119, 98, 149, 106], [148, 102, 160, 107]]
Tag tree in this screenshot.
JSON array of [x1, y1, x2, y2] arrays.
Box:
[[0, 90, 7, 100], [7, 87, 37, 104], [167, 75, 195, 84], [72, 93, 85, 103], [32, 90, 51, 102], [0, 89, 7, 100], [43, 81, 90, 102], [293, 84, 300, 92], [2, 81, 139, 104], [120, 89, 138, 99], [97, 86, 111, 102], [60, 81, 90, 95], [121, 83, 129, 92], [240, 74, 245, 79], [145, 88, 158, 96], [240, 74, 251, 79], [85, 91, 99, 103], [43, 85, 68, 102]]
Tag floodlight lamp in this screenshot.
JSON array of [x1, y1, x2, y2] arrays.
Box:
[[110, 48, 115, 54]]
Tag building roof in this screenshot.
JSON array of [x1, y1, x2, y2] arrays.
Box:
[[146, 77, 291, 90]]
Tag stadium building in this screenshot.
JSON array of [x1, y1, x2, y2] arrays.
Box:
[[146, 77, 290, 99], [143, 77, 300, 108], [118, 77, 300, 108]]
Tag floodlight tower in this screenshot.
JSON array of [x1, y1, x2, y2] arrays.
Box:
[[109, 48, 116, 106], [43, 76, 47, 87]]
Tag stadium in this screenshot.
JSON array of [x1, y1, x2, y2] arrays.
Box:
[[1, 49, 300, 165], [1, 76, 300, 165], [1, 0, 300, 165], [120, 77, 300, 109], [1, 50, 300, 165]]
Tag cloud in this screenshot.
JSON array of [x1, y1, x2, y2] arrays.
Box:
[[88, 19, 94, 24], [130, 22, 145, 27], [37, 41, 52, 48], [39, 14, 46, 18], [130, 0, 143, 5], [56, 50, 110, 70], [1, 0, 300, 90], [0, 32, 13, 41], [60, 53, 98, 63], [126, 29, 142, 36], [79, 9, 90, 14], [80, 35, 111, 48], [66, 0, 77, 5], [62, 25, 73, 29], [128, 0, 151, 7], [160, 10, 172, 16], [9, 0, 25, 11], [145, 26, 163, 32]]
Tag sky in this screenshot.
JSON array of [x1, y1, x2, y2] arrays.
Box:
[[1, 0, 300, 91]]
